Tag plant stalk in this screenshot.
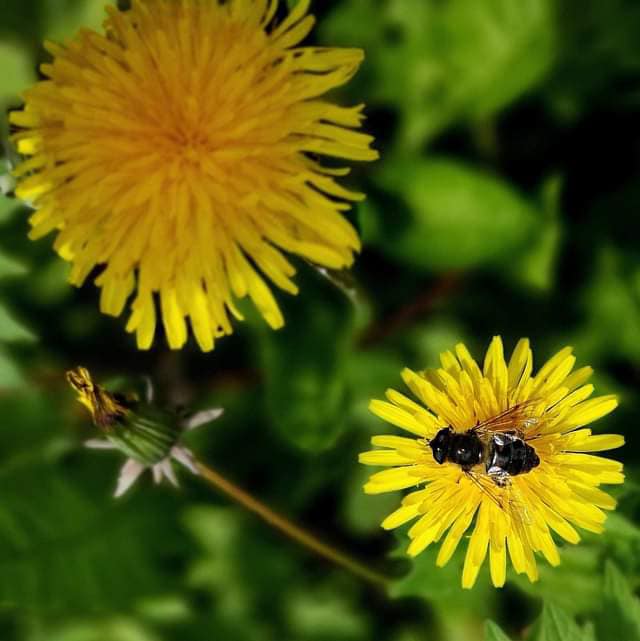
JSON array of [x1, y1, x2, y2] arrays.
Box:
[[195, 460, 390, 589]]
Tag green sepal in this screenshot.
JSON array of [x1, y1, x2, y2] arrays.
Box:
[[107, 405, 181, 466]]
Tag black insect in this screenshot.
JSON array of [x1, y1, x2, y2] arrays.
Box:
[[429, 401, 542, 487], [485, 431, 540, 487]]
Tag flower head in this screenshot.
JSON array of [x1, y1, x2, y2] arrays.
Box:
[[67, 366, 223, 496], [11, 0, 377, 351], [360, 337, 624, 589]]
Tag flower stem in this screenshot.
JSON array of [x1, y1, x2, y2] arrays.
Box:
[[195, 460, 390, 589]]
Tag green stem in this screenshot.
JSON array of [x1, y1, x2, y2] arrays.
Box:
[[195, 459, 390, 589]]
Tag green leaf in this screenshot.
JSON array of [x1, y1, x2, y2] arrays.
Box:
[[595, 562, 640, 641], [184, 506, 370, 641], [285, 589, 367, 641], [0, 250, 27, 278], [390, 535, 496, 618], [26, 258, 72, 305], [135, 595, 191, 625], [344, 349, 405, 427], [0, 466, 182, 613], [0, 350, 26, 388], [342, 465, 401, 536], [370, 157, 540, 271], [438, 0, 556, 121], [259, 271, 356, 452], [530, 603, 589, 641], [509, 177, 564, 292], [0, 39, 35, 105], [35, 617, 161, 641], [323, 0, 556, 148], [485, 621, 514, 641], [512, 545, 601, 615], [576, 248, 640, 363], [0, 304, 35, 342], [42, 0, 108, 41], [0, 194, 19, 223], [402, 319, 469, 368], [512, 512, 640, 616]]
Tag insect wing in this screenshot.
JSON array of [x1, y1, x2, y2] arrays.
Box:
[[472, 399, 547, 439], [503, 481, 534, 527], [463, 470, 504, 511], [464, 470, 533, 527]]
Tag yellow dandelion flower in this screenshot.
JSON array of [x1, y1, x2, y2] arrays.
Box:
[[360, 336, 624, 589], [10, 0, 377, 351]]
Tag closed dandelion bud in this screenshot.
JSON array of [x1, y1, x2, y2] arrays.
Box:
[[67, 367, 223, 497], [104, 406, 181, 468]]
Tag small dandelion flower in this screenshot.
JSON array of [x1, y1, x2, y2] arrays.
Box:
[[11, 0, 377, 351], [360, 337, 624, 589], [67, 366, 223, 496]]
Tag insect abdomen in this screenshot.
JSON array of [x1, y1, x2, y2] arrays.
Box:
[[487, 433, 540, 477]]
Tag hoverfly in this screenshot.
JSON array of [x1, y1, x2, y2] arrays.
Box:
[[429, 400, 544, 487], [428, 400, 545, 527]]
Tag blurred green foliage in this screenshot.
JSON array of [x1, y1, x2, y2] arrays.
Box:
[[1, 0, 640, 640]]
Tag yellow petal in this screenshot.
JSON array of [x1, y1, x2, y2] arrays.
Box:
[[507, 337, 532, 391], [382, 504, 420, 530], [368, 399, 429, 436], [560, 395, 619, 429], [359, 450, 414, 466]]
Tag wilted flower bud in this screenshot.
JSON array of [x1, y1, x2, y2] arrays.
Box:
[[67, 367, 223, 496]]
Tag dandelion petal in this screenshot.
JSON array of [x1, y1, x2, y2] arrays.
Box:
[[114, 459, 145, 497]]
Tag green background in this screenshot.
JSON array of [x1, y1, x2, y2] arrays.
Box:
[[1, 0, 640, 639]]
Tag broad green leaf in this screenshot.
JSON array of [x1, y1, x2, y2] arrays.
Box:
[[390, 536, 496, 618], [0, 250, 26, 278], [285, 589, 368, 641], [183, 506, 371, 641], [0, 194, 19, 223], [43, 0, 108, 41], [323, 0, 555, 148], [530, 603, 588, 641], [602, 512, 640, 575], [259, 271, 356, 452], [0, 465, 183, 613], [576, 249, 640, 363], [512, 545, 601, 615], [595, 562, 640, 641], [439, 0, 555, 121], [0, 304, 35, 342], [342, 465, 401, 536], [0, 349, 25, 388], [135, 595, 191, 624], [513, 513, 640, 616], [36, 617, 161, 641], [26, 259, 72, 305], [509, 177, 563, 292], [0, 40, 35, 104], [391, 535, 496, 641], [344, 349, 405, 427], [485, 621, 514, 641], [403, 319, 469, 368], [370, 157, 539, 271]]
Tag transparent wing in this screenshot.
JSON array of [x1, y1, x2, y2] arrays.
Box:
[[464, 470, 533, 526], [464, 469, 503, 510], [471, 399, 547, 439], [502, 480, 534, 527]]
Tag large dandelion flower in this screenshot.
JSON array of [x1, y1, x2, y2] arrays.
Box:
[[360, 337, 624, 588], [9, 0, 377, 351]]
